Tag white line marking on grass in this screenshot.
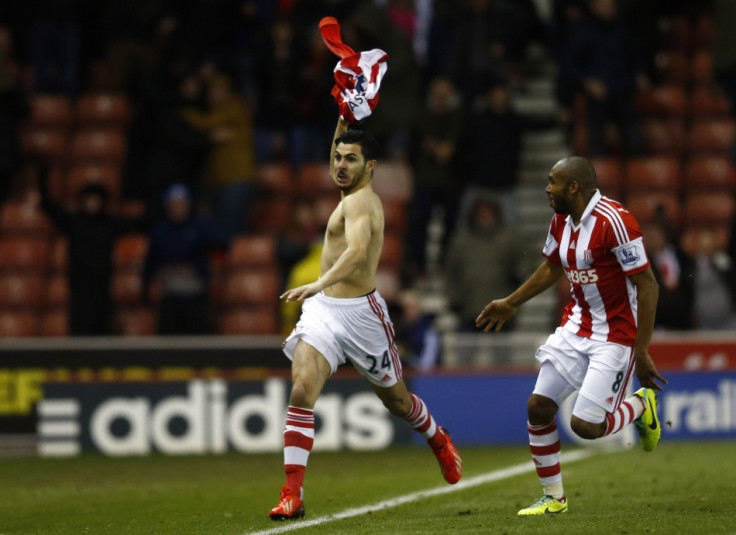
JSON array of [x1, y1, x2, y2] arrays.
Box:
[[247, 449, 594, 535]]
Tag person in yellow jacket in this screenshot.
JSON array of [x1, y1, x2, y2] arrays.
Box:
[[182, 74, 256, 239], [280, 240, 323, 336]]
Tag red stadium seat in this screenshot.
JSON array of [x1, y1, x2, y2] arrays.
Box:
[[220, 269, 281, 306], [111, 271, 144, 306], [113, 307, 156, 336], [690, 86, 731, 118], [20, 126, 69, 162], [380, 231, 404, 270], [634, 85, 688, 117], [589, 157, 624, 199], [639, 119, 685, 155], [0, 310, 38, 337], [256, 163, 294, 195], [70, 128, 127, 163], [66, 163, 122, 201], [249, 195, 293, 233], [623, 157, 681, 193], [683, 156, 736, 193], [113, 234, 148, 269], [219, 307, 279, 335], [75, 93, 131, 127], [0, 201, 54, 236], [0, 236, 49, 271], [373, 162, 413, 202], [625, 191, 681, 228], [45, 274, 69, 308], [298, 163, 333, 197], [0, 273, 45, 308], [383, 199, 408, 232], [683, 193, 735, 226], [39, 308, 68, 336], [49, 237, 68, 273], [687, 119, 735, 155], [375, 267, 401, 306], [654, 52, 690, 85], [28, 95, 73, 127], [680, 224, 730, 256], [227, 234, 278, 269], [691, 49, 714, 84]]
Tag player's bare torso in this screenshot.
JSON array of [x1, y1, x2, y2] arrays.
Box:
[[321, 185, 384, 298]]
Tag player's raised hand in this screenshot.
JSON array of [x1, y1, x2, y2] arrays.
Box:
[[475, 298, 518, 333], [280, 282, 322, 303]]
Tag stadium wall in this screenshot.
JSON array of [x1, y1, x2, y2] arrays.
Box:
[[0, 334, 734, 456]]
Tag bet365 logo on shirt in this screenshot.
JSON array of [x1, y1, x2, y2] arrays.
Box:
[[565, 268, 599, 285]]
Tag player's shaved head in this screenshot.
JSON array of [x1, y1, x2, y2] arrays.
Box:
[[551, 156, 598, 193]]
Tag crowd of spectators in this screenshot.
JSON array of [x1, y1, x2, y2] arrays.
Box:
[[0, 0, 735, 348]]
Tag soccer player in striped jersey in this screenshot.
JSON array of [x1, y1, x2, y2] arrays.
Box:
[[269, 118, 462, 521], [476, 156, 667, 515]]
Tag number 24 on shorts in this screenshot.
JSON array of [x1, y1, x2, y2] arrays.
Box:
[[366, 351, 391, 374]]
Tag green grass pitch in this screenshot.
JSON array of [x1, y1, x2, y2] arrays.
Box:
[[2, 441, 734, 534]]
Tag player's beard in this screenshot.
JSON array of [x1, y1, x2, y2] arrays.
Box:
[[337, 166, 367, 193]]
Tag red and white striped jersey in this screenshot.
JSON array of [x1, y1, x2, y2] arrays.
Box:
[[542, 190, 649, 346]]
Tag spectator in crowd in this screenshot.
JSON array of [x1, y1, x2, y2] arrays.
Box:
[[394, 288, 442, 373], [560, 0, 649, 156], [0, 26, 29, 206], [444, 0, 541, 103], [276, 199, 321, 291], [39, 167, 148, 335], [459, 79, 558, 223], [405, 75, 464, 282], [692, 226, 736, 330], [280, 238, 323, 337], [253, 16, 302, 164], [445, 196, 524, 333], [135, 70, 211, 216], [143, 183, 229, 335], [642, 220, 696, 330], [182, 73, 257, 239], [25, 0, 83, 96]]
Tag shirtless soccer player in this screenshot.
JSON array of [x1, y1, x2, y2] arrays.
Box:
[[269, 118, 462, 521]]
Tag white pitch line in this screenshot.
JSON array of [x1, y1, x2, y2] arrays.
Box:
[[246, 448, 594, 535]]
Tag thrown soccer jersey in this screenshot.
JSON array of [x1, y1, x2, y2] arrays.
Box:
[[542, 190, 650, 345]]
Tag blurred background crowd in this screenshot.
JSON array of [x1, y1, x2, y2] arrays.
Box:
[[0, 0, 735, 369]]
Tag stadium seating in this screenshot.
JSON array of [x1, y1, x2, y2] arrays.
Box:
[[654, 51, 691, 86], [0, 201, 53, 236], [683, 193, 736, 226], [39, 308, 68, 336], [219, 307, 279, 335], [70, 128, 127, 164], [683, 156, 736, 193], [0, 273, 45, 308], [623, 156, 682, 193], [690, 86, 731, 118], [634, 85, 688, 117], [589, 157, 624, 199], [75, 93, 131, 127], [220, 269, 281, 307], [44, 274, 69, 308], [20, 126, 68, 162], [639, 119, 685, 155], [297, 163, 333, 197], [0, 236, 49, 272], [112, 234, 148, 270], [687, 119, 735, 155], [0, 310, 38, 337], [28, 95, 73, 128], [113, 307, 156, 336], [256, 163, 294, 195], [65, 163, 122, 201], [227, 234, 278, 269], [625, 191, 682, 227]]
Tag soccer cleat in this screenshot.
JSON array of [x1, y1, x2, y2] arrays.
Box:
[[269, 485, 305, 521], [517, 495, 568, 516], [634, 387, 661, 452], [432, 427, 463, 484]]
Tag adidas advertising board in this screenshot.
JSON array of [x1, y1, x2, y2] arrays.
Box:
[[37, 378, 412, 457]]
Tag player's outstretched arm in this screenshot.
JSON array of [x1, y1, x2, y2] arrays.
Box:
[[630, 267, 668, 390], [476, 260, 564, 332]]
